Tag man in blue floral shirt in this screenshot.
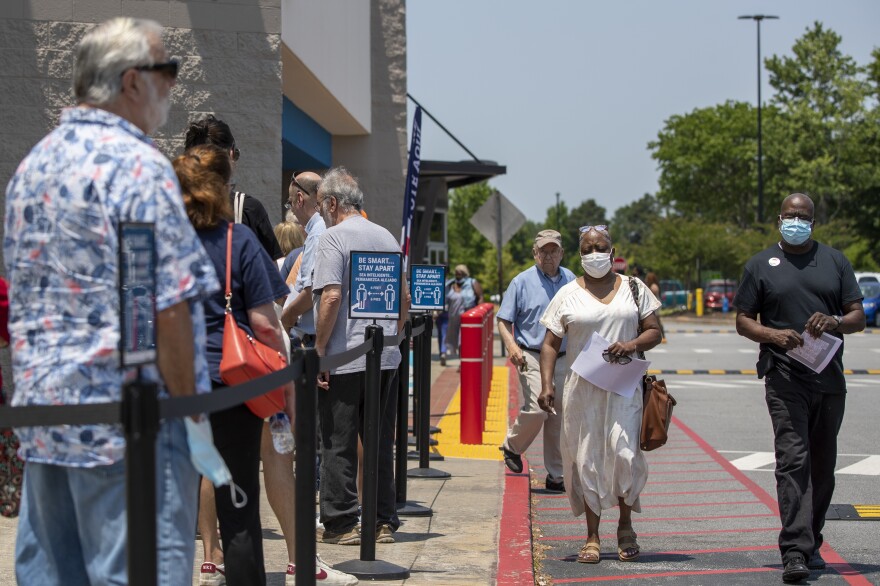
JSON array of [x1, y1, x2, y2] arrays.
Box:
[[3, 17, 219, 585]]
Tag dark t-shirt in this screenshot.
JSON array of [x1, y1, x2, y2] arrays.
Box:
[[733, 241, 862, 392], [232, 191, 284, 260], [198, 222, 290, 383]]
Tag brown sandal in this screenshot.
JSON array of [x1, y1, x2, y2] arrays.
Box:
[[577, 540, 601, 564], [617, 527, 640, 561]]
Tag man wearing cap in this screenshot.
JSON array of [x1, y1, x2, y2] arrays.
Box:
[[498, 230, 575, 492]]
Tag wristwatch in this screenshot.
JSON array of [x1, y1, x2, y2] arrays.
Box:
[[831, 315, 843, 330]]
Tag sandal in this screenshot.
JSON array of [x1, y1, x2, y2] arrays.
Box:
[[617, 526, 640, 561], [577, 540, 601, 564]]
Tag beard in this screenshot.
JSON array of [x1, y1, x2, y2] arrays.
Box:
[[319, 204, 333, 227], [143, 75, 171, 134]]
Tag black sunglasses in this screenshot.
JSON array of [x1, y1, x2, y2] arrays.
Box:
[[134, 59, 179, 79], [289, 177, 311, 198], [602, 350, 632, 365], [231, 145, 241, 162]]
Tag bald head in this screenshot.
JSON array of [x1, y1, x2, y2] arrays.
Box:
[[294, 171, 321, 197], [781, 193, 814, 216]]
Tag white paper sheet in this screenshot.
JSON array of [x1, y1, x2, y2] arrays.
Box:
[[570, 331, 651, 398], [787, 330, 842, 374]]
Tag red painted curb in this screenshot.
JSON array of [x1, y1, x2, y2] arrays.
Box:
[[496, 362, 534, 586], [673, 416, 872, 586]]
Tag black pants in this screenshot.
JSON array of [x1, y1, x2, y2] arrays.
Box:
[[318, 369, 400, 533], [211, 402, 266, 585], [765, 372, 845, 563]]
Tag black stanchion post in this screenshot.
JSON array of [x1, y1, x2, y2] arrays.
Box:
[[410, 315, 422, 445], [294, 349, 318, 586], [123, 376, 159, 586], [336, 326, 409, 580], [408, 314, 451, 479], [407, 314, 442, 462], [395, 321, 432, 517]]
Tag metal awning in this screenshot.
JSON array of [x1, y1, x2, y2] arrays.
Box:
[[419, 160, 506, 189]]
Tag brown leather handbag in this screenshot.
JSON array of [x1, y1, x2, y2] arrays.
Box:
[[628, 277, 677, 451], [218, 223, 287, 418]]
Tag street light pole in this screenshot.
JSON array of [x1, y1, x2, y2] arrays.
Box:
[[555, 192, 560, 231], [739, 14, 778, 225]]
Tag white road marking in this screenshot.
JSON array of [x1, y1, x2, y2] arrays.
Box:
[[870, 349, 880, 353], [693, 348, 712, 353], [738, 349, 756, 354], [730, 452, 777, 470], [649, 348, 668, 353], [836, 456, 880, 476]]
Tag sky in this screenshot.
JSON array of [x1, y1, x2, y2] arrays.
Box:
[[406, 1, 880, 224]]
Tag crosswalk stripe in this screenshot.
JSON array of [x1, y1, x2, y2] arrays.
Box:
[[836, 455, 880, 476], [730, 452, 776, 470], [693, 349, 712, 353]]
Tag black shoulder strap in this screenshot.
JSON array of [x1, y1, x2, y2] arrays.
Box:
[[628, 277, 646, 360]]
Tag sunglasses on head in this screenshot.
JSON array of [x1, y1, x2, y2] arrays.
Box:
[[289, 177, 311, 197], [579, 225, 608, 234], [134, 59, 179, 79]]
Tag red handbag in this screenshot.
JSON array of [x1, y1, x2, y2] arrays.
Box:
[[218, 223, 287, 418]]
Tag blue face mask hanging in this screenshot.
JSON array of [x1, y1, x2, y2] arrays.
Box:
[[779, 217, 812, 246]]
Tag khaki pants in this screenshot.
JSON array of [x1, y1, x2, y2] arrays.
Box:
[[503, 349, 565, 481]]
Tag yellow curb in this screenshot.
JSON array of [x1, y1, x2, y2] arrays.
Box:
[[434, 366, 509, 461]]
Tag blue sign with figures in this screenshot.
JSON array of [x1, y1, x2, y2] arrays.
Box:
[[410, 264, 446, 311], [349, 251, 403, 320], [119, 222, 157, 367]]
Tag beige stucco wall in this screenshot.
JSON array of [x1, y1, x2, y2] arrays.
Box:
[[332, 0, 407, 237]]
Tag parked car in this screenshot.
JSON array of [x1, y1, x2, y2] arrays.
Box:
[[659, 279, 689, 310], [703, 279, 737, 312], [854, 271, 880, 284], [860, 281, 880, 327]]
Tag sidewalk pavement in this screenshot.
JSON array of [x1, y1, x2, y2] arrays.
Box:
[[0, 350, 512, 586]]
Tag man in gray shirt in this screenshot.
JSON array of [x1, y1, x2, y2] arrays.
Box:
[[312, 167, 408, 546]]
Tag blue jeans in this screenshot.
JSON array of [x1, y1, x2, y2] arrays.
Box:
[[15, 418, 199, 585]]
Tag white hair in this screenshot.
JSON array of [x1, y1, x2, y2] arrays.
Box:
[[73, 17, 163, 106], [319, 166, 364, 212]]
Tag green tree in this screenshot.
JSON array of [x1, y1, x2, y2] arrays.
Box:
[[447, 182, 493, 277], [649, 101, 772, 228]]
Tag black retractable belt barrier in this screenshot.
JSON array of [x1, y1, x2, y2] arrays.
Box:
[[408, 313, 450, 479], [406, 315, 442, 462], [294, 348, 318, 586], [123, 377, 159, 586], [395, 321, 432, 517], [335, 325, 410, 580]]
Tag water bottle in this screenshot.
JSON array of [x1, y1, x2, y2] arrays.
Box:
[[269, 412, 295, 454]]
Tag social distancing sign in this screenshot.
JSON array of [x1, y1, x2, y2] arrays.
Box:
[[349, 251, 402, 320], [410, 264, 446, 311]]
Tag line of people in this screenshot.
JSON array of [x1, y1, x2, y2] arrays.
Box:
[[492, 207, 865, 583], [2, 17, 412, 586]]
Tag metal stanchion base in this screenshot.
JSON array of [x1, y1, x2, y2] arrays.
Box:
[[396, 501, 434, 516], [407, 467, 451, 479], [407, 450, 444, 461], [408, 425, 441, 435], [407, 436, 438, 446], [334, 559, 410, 580]]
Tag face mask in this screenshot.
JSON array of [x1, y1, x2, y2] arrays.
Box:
[[185, 418, 247, 509], [779, 218, 812, 246], [581, 252, 612, 278], [455, 278, 465, 285]]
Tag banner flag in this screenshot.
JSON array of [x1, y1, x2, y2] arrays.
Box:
[[399, 106, 422, 270]]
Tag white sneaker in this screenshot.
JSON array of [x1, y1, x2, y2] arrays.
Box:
[[286, 555, 359, 585], [199, 562, 226, 586]]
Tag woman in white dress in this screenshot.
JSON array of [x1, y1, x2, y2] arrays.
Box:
[[537, 226, 662, 564]]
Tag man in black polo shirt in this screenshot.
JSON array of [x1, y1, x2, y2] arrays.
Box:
[[734, 193, 865, 583]]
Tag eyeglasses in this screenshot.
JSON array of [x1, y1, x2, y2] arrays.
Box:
[[231, 145, 241, 162], [535, 248, 562, 257], [602, 350, 632, 365], [579, 225, 608, 234], [314, 196, 329, 211], [134, 60, 179, 79], [778, 214, 813, 224]]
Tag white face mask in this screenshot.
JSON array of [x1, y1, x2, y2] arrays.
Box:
[[581, 252, 612, 278]]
